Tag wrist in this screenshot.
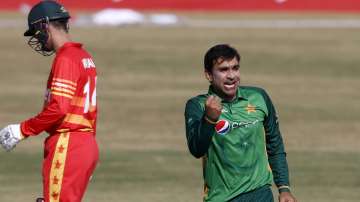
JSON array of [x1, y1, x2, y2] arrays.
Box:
[[10, 124, 24, 140], [204, 115, 218, 125], [278, 185, 291, 193]]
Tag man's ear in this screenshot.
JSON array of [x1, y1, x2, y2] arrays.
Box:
[[204, 70, 213, 83], [45, 22, 51, 34]]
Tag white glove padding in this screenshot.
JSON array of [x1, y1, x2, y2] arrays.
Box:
[[0, 124, 24, 152]]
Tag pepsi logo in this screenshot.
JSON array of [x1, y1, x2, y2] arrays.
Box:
[[215, 120, 230, 135]]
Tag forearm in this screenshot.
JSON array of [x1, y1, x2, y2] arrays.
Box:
[[21, 102, 66, 136], [267, 134, 291, 192], [268, 152, 290, 191], [186, 116, 215, 158]]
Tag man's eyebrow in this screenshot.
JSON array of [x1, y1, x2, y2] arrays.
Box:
[[218, 64, 239, 68]]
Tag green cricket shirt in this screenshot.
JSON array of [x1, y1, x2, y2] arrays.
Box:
[[184, 86, 290, 202]]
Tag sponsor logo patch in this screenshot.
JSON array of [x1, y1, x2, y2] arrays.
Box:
[[215, 120, 230, 135], [215, 119, 260, 135]]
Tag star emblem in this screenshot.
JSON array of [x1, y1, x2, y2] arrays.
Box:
[[52, 175, 59, 185], [55, 160, 62, 169], [58, 145, 65, 153], [52, 192, 59, 200], [246, 104, 256, 114]]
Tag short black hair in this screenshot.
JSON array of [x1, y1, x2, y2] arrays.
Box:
[[204, 44, 240, 72], [49, 18, 69, 33]]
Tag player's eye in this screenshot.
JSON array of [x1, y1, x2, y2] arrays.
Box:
[[218, 67, 228, 72], [232, 65, 240, 71]]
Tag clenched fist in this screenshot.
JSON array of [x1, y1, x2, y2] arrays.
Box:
[[205, 95, 222, 123]]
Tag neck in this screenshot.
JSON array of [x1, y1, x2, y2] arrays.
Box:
[[222, 95, 236, 102], [53, 33, 71, 52]]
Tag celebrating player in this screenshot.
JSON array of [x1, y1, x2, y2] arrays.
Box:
[[0, 1, 98, 201], [184, 44, 297, 202]]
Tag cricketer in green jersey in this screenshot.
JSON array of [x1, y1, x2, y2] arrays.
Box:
[[184, 44, 297, 202]]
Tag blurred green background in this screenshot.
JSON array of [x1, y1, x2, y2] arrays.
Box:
[[0, 12, 359, 202]]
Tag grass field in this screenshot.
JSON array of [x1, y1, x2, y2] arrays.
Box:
[[0, 12, 359, 202]]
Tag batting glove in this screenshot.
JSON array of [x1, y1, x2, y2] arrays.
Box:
[[0, 124, 24, 152]]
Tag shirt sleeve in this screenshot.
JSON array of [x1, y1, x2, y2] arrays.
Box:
[[184, 98, 215, 158], [261, 89, 291, 192], [21, 57, 79, 136]]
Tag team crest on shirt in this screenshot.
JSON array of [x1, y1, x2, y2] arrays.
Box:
[[245, 103, 256, 114], [215, 120, 230, 135]]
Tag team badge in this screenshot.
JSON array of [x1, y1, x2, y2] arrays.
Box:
[[246, 103, 256, 114], [215, 120, 230, 135]]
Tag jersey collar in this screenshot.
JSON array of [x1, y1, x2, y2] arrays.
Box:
[[56, 42, 83, 55]]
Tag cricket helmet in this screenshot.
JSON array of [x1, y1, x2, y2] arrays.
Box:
[[24, 1, 70, 56], [24, 0, 70, 36]]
